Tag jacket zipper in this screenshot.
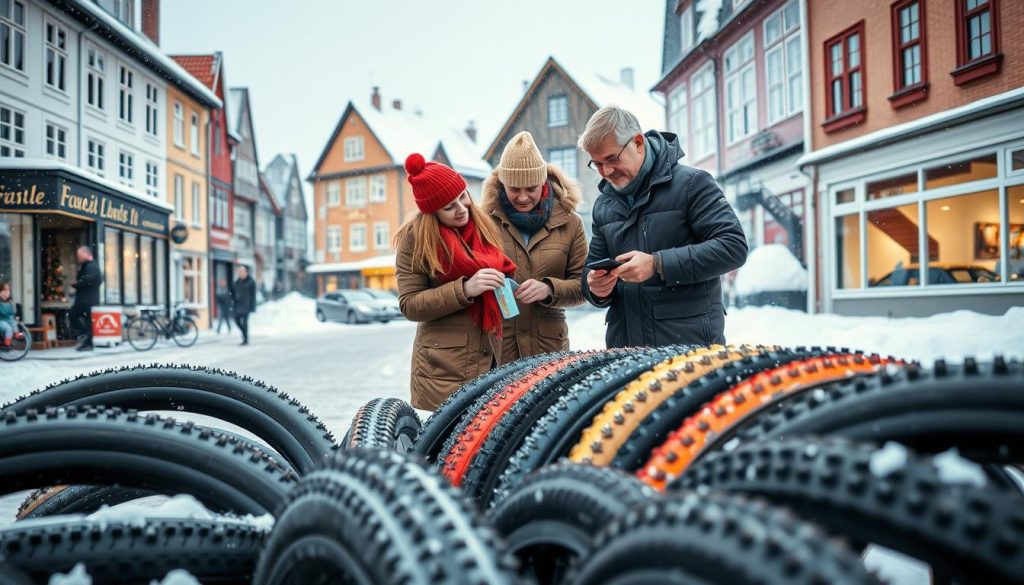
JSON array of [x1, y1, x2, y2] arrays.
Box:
[[642, 218, 649, 251]]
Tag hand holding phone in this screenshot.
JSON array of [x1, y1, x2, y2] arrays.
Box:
[[586, 257, 623, 271]]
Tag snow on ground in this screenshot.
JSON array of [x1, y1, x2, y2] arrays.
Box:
[[733, 244, 807, 295]]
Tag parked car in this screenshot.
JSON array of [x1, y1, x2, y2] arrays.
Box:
[[870, 263, 999, 287], [361, 288, 404, 319], [315, 289, 402, 324]]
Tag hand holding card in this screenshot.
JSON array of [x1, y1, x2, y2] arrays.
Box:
[[493, 277, 520, 319]]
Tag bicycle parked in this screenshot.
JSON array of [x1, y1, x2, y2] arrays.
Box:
[[125, 302, 200, 351]]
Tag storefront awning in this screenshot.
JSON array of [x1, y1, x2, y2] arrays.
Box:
[[307, 254, 397, 274]]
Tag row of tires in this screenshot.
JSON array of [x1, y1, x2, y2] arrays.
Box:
[[0, 348, 1021, 583]]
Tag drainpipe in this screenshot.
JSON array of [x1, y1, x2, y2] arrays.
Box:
[[205, 110, 213, 328], [797, 0, 820, 314]]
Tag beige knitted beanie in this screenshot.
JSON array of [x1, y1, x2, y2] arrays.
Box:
[[497, 131, 547, 188]]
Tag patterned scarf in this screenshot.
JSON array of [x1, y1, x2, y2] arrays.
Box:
[[437, 218, 517, 336], [499, 182, 553, 237]]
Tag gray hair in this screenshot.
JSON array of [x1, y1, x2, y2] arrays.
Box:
[[577, 105, 642, 152]]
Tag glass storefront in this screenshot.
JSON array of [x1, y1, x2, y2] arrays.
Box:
[[104, 227, 121, 303]]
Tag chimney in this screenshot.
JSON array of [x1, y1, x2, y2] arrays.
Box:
[[141, 0, 160, 45], [392, 99, 402, 111], [465, 120, 477, 144], [371, 86, 382, 111], [620, 67, 635, 90], [522, 80, 529, 93]]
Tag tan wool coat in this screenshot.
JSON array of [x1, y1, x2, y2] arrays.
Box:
[[481, 164, 588, 362], [396, 230, 501, 411]]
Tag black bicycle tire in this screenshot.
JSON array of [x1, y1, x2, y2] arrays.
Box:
[[253, 449, 518, 585], [0, 516, 267, 584], [0, 405, 296, 515], [343, 397, 421, 453], [568, 490, 875, 585], [490, 346, 691, 506], [0, 323, 31, 362], [675, 436, 1024, 583], [172, 316, 200, 348], [413, 352, 570, 463], [125, 316, 158, 351], [16, 484, 151, 520], [488, 463, 655, 585]]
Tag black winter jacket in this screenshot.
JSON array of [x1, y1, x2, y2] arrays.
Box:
[[72, 259, 102, 307], [582, 131, 747, 348], [232, 277, 257, 316]]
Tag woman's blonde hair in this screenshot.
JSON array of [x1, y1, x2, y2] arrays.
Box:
[[394, 195, 504, 276]]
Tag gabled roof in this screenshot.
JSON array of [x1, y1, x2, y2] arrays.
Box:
[[435, 127, 491, 180], [170, 54, 217, 88], [258, 174, 282, 214], [484, 56, 663, 161]]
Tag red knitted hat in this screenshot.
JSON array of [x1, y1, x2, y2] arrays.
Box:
[[405, 153, 467, 214]]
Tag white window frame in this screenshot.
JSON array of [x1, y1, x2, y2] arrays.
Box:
[[369, 174, 386, 202], [668, 83, 688, 156], [548, 95, 569, 127], [145, 83, 158, 136], [724, 31, 758, 145], [373, 221, 390, 250], [44, 16, 68, 93], [549, 147, 578, 179], [343, 136, 364, 162], [118, 150, 133, 185], [679, 4, 694, 54], [190, 111, 200, 155], [0, 104, 25, 158], [690, 63, 717, 162], [86, 45, 106, 111], [350, 223, 367, 252], [86, 138, 105, 176], [346, 177, 367, 208], [191, 181, 201, 226], [173, 174, 184, 221], [145, 161, 159, 197], [327, 225, 342, 253], [118, 65, 133, 124], [326, 181, 341, 207], [1, 0, 26, 73], [173, 101, 184, 147], [764, 0, 803, 124], [45, 122, 67, 161]]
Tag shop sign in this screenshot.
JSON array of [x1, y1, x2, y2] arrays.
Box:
[[171, 223, 189, 244]]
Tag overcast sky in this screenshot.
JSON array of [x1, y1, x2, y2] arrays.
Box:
[[161, 0, 665, 179]]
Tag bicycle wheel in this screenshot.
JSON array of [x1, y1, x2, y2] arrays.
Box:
[[172, 316, 200, 347], [126, 316, 158, 351], [0, 323, 31, 362]]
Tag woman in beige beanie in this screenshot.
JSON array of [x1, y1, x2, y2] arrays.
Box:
[[481, 130, 588, 361]]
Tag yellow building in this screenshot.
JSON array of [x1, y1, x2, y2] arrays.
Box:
[[165, 84, 212, 325]]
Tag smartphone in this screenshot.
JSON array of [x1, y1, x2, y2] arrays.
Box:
[[586, 258, 623, 271]]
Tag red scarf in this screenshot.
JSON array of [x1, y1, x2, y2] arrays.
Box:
[[437, 218, 517, 336]]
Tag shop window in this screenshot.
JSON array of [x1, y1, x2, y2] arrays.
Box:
[[835, 188, 855, 205], [1006, 185, 1024, 283], [835, 213, 861, 289], [924, 190, 1000, 285], [1011, 148, 1024, 174], [866, 203, 920, 287], [182, 257, 201, 304], [155, 238, 167, 305], [103, 228, 121, 304], [140, 236, 153, 304], [123, 232, 138, 305], [924, 153, 997, 190], [0, 214, 32, 321], [867, 172, 917, 200]]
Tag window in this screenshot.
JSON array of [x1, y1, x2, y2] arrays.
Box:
[[173, 102, 184, 147], [327, 225, 341, 253], [118, 65, 133, 124], [145, 83, 158, 136], [326, 181, 341, 206], [1010, 147, 1024, 174], [668, 84, 688, 154], [867, 172, 917, 200], [112, 0, 133, 27], [139, 236, 153, 304], [212, 113, 222, 155], [350, 224, 367, 252], [44, 17, 68, 92], [123, 232, 138, 305], [823, 22, 865, 131], [1009, 185, 1024, 282], [0, 0, 25, 73], [174, 174, 184, 220], [548, 95, 568, 127], [87, 139, 105, 176], [891, 1, 926, 93], [118, 151, 133, 185], [234, 203, 252, 241], [155, 238, 167, 304], [866, 203, 920, 287], [924, 190, 1000, 285], [343, 136, 364, 161], [725, 32, 757, 144], [191, 181, 201, 225], [957, 0, 999, 65], [370, 174, 386, 202], [346, 177, 367, 208], [924, 153, 997, 189], [690, 64, 716, 161], [549, 147, 578, 179], [679, 4, 694, 54], [0, 104, 25, 158], [211, 186, 229, 228], [374, 222, 390, 250], [86, 46, 106, 110], [835, 188, 856, 205], [103, 228, 121, 303], [764, 0, 802, 123], [835, 213, 861, 289], [190, 112, 200, 155], [181, 256, 202, 304], [145, 161, 159, 197], [45, 123, 67, 160]]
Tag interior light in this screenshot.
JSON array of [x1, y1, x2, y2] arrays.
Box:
[[940, 205, 951, 211]]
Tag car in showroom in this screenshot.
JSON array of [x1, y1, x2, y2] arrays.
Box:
[[315, 289, 403, 324], [869, 263, 1000, 287]]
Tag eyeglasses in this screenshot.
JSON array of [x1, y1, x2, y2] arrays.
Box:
[[587, 138, 634, 172]]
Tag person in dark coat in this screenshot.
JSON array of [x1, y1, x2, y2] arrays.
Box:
[[579, 106, 748, 348], [70, 245, 103, 351], [231, 266, 257, 346], [214, 278, 234, 334]]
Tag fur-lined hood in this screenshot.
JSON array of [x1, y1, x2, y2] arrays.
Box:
[[480, 163, 583, 216]]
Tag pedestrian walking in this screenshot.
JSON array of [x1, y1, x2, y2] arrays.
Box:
[[70, 245, 102, 352], [215, 279, 234, 334], [232, 266, 257, 346], [395, 153, 516, 411]]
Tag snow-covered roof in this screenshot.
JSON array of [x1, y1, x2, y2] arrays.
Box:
[[0, 159, 175, 212], [307, 254, 397, 274], [262, 154, 292, 210], [355, 103, 438, 163], [436, 127, 491, 180], [227, 88, 246, 136], [569, 67, 665, 131]]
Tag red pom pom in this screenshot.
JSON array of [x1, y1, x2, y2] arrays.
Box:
[[405, 153, 426, 176]]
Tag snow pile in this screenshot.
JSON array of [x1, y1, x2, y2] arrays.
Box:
[[933, 448, 987, 487], [151, 570, 201, 585], [869, 442, 908, 478], [734, 244, 808, 296], [86, 494, 274, 530], [249, 291, 318, 330], [49, 564, 91, 585]]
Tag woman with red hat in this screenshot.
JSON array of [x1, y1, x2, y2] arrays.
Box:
[[395, 153, 516, 411]]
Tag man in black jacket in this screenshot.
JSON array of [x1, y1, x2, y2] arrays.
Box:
[[70, 245, 103, 351], [579, 106, 748, 348], [231, 265, 256, 346]]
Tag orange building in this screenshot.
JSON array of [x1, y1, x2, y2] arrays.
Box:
[[799, 0, 1024, 317]]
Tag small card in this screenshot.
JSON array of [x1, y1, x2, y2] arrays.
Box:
[[494, 277, 520, 319]]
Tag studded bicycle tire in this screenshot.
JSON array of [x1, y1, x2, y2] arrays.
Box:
[[253, 449, 518, 585], [639, 353, 891, 490], [675, 436, 1024, 583], [567, 490, 876, 585], [490, 346, 694, 506], [488, 463, 655, 585], [342, 397, 421, 453]]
